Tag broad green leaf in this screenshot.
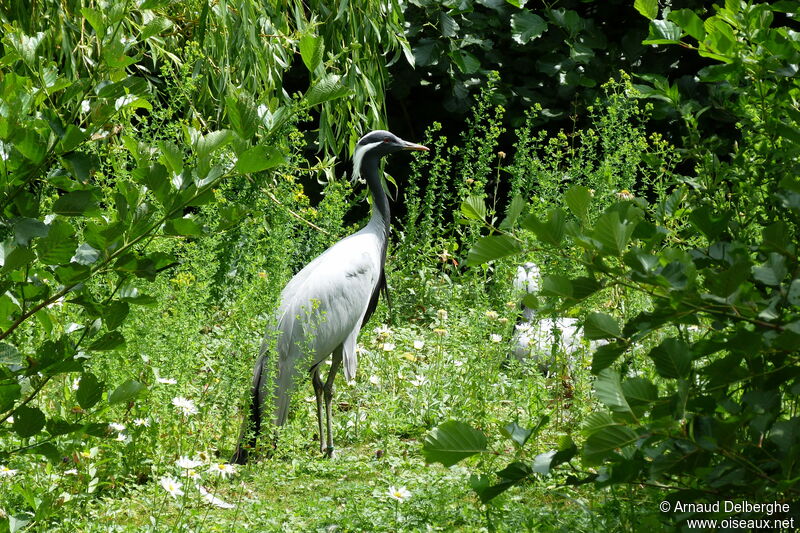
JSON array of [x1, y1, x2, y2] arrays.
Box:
[[0, 383, 21, 412], [591, 342, 626, 374], [13, 405, 46, 438], [7, 30, 45, 66], [622, 377, 658, 407], [583, 425, 639, 464], [467, 235, 521, 265], [88, 331, 125, 351], [0, 342, 22, 366], [668, 9, 706, 40], [46, 418, 83, 437], [108, 379, 145, 404], [304, 74, 350, 107], [752, 253, 787, 286], [164, 217, 203, 237], [594, 369, 634, 418], [104, 301, 130, 331], [649, 338, 691, 379], [71, 243, 100, 265], [225, 93, 260, 140], [141, 17, 172, 40], [511, 10, 547, 44], [35, 220, 78, 265], [76, 372, 104, 410], [788, 279, 800, 306], [634, 0, 658, 20], [461, 195, 486, 221], [299, 34, 324, 72], [499, 195, 525, 230], [62, 151, 97, 183], [565, 185, 592, 221], [541, 275, 572, 298], [234, 145, 285, 174], [422, 420, 488, 467], [643, 19, 682, 44], [592, 209, 638, 255], [500, 421, 533, 448], [196, 129, 232, 162], [584, 312, 621, 340], [470, 474, 515, 503], [521, 208, 566, 246], [52, 190, 100, 217], [13, 218, 48, 246]]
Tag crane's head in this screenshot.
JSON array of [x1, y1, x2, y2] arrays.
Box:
[[352, 130, 428, 182]]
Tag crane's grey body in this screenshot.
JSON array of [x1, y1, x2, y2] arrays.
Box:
[[233, 131, 427, 463]]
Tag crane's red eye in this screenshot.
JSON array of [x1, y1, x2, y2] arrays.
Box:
[[383, 137, 391, 143]]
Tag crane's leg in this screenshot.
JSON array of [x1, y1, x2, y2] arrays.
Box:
[[310, 365, 325, 454], [322, 347, 343, 458]]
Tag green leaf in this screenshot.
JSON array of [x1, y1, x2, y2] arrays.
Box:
[[788, 279, 800, 307], [467, 235, 521, 265], [196, 129, 233, 162], [0, 342, 22, 367], [141, 17, 172, 40], [643, 19, 682, 44], [304, 74, 350, 107], [592, 208, 639, 255], [584, 312, 621, 340], [62, 151, 97, 183], [13, 218, 48, 246], [234, 145, 286, 174], [752, 253, 787, 286], [0, 383, 21, 412], [164, 217, 203, 237], [521, 208, 566, 246], [76, 372, 104, 410], [461, 195, 487, 221], [35, 220, 78, 265], [299, 34, 324, 72], [591, 342, 626, 374], [499, 195, 525, 230], [594, 369, 634, 418], [511, 10, 547, 44], [668, 9, 706, 40], [565, 185, 592, 221], [46, 418, 83, 437], [541, 275, 573, 298], [583, 424, 639, 464], [108, 379, 145, 404], [13, 405, 46, 438], [500, 421, 533, 448], [104, 301, 130, 331], [649, 338, 691, 379], [634, 0, 658, 20], [422, 420, 488, 467], [622, 377, 658, 408], [88, 331, 125, 351], [52, 190, 100, 217], [71, 243, 100, 265]]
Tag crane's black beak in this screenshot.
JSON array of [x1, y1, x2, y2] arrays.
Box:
[[400, 140, 429, 152]]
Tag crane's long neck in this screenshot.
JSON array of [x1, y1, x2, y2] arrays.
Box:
[[360, 152, 390, 237]]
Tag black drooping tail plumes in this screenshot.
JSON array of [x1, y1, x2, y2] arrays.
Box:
[[231, 352, 267, 465]]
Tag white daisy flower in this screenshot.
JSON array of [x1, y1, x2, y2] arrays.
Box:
[[413, 340, 425, 350], [490, 333, 502, 343], [176, 456, 202, 470], [0, 466, 18, 478], [64, 469, 78, 475], [109, 423, 126, 432], [157, 377, 177, 385], [484, 310, 499, 320], [198, 486, 235, 509], [172, 397, 198, 416], [369, 375, 380, 386], [382, 342, 395, 352], [409, 375, 428, 387], [133, 418, 150, 427], [387, 485, 411, 502], [208, 463, 237, 478], [159, 476, 184, 498]]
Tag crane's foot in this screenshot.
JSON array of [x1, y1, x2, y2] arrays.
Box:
[[324, 445, 335, 459]]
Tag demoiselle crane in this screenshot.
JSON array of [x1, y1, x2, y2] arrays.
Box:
[[232, 131, 428, 463]]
